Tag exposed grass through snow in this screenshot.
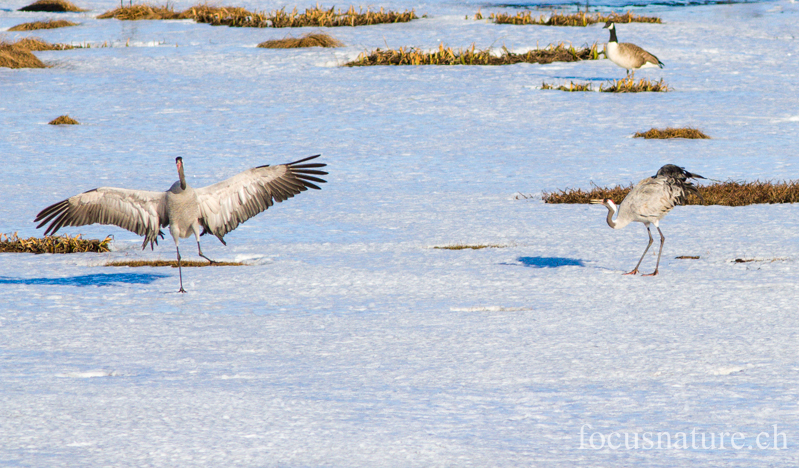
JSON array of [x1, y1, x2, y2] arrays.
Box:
[[0, 233, 111, 253], [489, 10, 660, 26]]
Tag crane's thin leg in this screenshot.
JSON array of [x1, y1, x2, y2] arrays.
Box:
[[624, 225, 653, 275], [176, 245, 186, 293], [643, 227, 665, 277], [197, 241, 217, 265]]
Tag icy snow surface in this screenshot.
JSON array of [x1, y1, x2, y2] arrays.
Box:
[[2, 0, 799, 465]]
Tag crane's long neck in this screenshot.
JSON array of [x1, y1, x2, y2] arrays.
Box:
[[177, 159, 187, 190], [604, 203, 631, 229]]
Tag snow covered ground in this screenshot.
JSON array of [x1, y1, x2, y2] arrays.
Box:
[[2, 0, 799, 465]]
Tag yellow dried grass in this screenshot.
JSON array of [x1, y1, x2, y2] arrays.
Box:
[[8, 19, 79, 31], [98, 3, 418, 27], [540, 76, 669, 93], [258, 32, 343, 48], [0, 39, 47, 68], [543, 180, 799, 206], [345, 42, 600, 67], [49, 115, 80, 125], [490, 10, 660, 26], [18, 0, 86, 12], [634, 127, 710, 139], [0, 233, 111, 253], [432, 244, 506, 250]]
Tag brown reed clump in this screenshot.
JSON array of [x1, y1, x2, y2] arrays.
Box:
[[8, 19, 79, 31], [541, 81, 593, 91], [258, 32, 343, 49], [49, 115, 79, 125], [99, 4, 418, 27], [490, 10, 660, 26], [345, 42, 600, 67], [601, 76, 669, 92], [14, 37, 74, 51], [106, 260, 244, 267], [0, 40, 46, 68], [0, 233, 111, 253], [97, 4, 181, 20], [543, 180, 799, 206], [634, 127, 710, 139], [19, 0, 86, 12]]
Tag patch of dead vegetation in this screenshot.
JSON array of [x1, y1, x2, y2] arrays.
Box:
[[98, 4, 418, 27], [0, 39, 46, 68], [432, 244, 507, 250], [14, 37, 74, 51], [733, 257, 787, 263], [634, 127, 710, 139], [19, 0, 86, 12], [540, 76, 669, 93], [543, 180, 799, 206], [541, 81, 593, 91], [489, 10, 660, 26], [258, 32, 343, 48], [675, 256, 700, 259], [106, 260, 245, 267], [97, 4, 181, 20], [345, 42, 600, 66], [0, 233, 111, 253], [49, 115, 79, 125], [8, 19, 79, 31]]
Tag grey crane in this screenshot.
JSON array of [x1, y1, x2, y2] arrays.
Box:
[[603, 21, 664, 77], [590, 164, 704, 276], [35, 155, 327, 292]]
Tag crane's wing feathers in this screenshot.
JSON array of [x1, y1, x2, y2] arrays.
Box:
[[34, 188, 168, 249], [195, 154, 328, 242]]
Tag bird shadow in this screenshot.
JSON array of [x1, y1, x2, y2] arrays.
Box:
[[508, 256, 585, 268], [0, 273, 168, 287]]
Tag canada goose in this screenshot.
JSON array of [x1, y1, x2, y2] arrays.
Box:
[[603, 21, 664, 76], [590, 165, 704, 276], [36, 155, 328, 292]]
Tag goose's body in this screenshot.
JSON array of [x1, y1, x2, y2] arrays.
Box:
[[603, 21, 663, 75], [36, 155, 328, 292], [590, 164, 703, 276]]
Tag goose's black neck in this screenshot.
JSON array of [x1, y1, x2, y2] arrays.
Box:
[[608, 26, 618, 43]]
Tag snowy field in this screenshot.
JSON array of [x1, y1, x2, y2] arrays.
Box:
[[2, 0, 799, 465]]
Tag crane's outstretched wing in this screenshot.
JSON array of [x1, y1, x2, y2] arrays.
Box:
[[195, 154, 327, 243], [35, 188, 168, 249]]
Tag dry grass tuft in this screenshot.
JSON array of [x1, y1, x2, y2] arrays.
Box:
[[675, 255, 700, 259], [544, 180, 799, 206], [258, 32, 343, 49], [97, 4, 181, 20], [432, 244, 506, 250], [49, 115, 80, 125], [8, 19, 79, 31], [490, 10, 660, 26], [14, 37, 73, 51], [106, 260, 244, 267], [540, 77, 668, 92], [0, 39, 48, 68], [99, 4, 418, 27], [541, 81, 593, 91], [634, 127, 710, 139], [601, 76, 670, 92], [19, 0, 86, 12], [345, 42, 600, 67], [0, 233, 111, 253]]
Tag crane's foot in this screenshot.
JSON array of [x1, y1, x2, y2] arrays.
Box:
[[623, 269, 639, 276], [642, 269, 659, 277], [178, 287, 187, 293], [199, 254, 217, 265]]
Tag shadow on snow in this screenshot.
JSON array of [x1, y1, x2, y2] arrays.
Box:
[[514, 256, 585, 268], [0, 273, 168, 287]]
